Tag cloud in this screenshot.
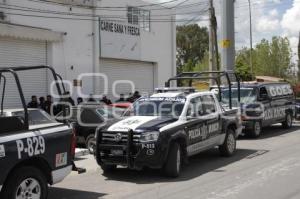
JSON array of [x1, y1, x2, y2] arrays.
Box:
[[256, 16, 280, 32], [269, 9, 278, 17], [152, 0, 297, 60], [234, 0, 287, 49], [281, 1, 300, 36], [280, 0, 300, 60]]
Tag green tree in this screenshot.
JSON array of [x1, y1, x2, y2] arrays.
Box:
[[269, 37, 291, 77], [176, 24, 209, 73], [254, 39, 270, 75], [194, 51, 209, 72], [235, 48, 253, 81], [235, 36, 292, 79]]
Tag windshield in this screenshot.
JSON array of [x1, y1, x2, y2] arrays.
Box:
[[221, 88, 256, 105], [56, 105, 124, 121], [12, 110, 56, 125], [133, 97, 185, 117], [96, 106, 124, 118]]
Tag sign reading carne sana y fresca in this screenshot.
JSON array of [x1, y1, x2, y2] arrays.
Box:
[[100, 20, 140, 36]]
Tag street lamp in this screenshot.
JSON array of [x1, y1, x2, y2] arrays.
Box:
[[248, 0, 254, 79]]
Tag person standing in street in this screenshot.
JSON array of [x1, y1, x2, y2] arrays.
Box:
[[39, 97, 46, 110], [101, 96, 112, 105], [88, 94, 96, 102], [77, 97, 84, 105], [45, 95, 53, 114], [27, 95, 38, 108], [116, 94, 126, 102]]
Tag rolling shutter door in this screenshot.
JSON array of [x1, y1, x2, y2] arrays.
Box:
[[100, 59, 154, 101], [0, 37, 47, 108]]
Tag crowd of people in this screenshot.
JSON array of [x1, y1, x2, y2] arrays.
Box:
[[77, 91, 141, 105], [27, 91, 142, 113], [27, 95, 53, 114]]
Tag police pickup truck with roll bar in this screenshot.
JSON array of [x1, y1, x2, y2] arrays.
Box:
[[0, 66, 84, 199], [95, 71, 242, 177]]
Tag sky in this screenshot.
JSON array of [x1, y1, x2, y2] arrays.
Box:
[[149, 0, 300, 61]]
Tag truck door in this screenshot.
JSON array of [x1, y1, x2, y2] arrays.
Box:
[[200, 94, 222, 144], [258, 86, 272, 126], [185, 96, 207, 156]]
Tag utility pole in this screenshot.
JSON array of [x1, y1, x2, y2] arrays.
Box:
[[209, 0, 216, 73], [248, 0, 254, 78], [220, 0, 235, 71], [212, 1, 220, 71], [209, 0, 219, 85]]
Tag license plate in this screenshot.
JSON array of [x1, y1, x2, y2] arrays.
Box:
[[111, 150, 123, 156]]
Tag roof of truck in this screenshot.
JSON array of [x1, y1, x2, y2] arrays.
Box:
[[151, 92, 184, 98]]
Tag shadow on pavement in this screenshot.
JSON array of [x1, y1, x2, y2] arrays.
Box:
[[103, 148, 261, 184], [240, 124, 300, 140], [48, 187, 106, 199]]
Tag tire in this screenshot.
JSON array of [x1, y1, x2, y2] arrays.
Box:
[[163, 142, 181, 178], [100, 164, 116, 173], [85, 134, 96, 154], [1, 166, 48, 199], [219, 129, 236, 157], [249, 121, 262, 138], [282, 113, 293, 129]]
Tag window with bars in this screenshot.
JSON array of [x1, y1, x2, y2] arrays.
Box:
[[127, 6, 151, 32]]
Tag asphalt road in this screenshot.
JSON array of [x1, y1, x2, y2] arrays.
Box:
[[49, 123, 300, 199]]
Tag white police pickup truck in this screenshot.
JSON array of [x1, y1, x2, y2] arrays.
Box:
[[0, 66, 83, 199], [96, 87, 242, 177]]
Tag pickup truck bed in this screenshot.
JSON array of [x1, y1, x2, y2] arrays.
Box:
[[0, 121, 75, 199]]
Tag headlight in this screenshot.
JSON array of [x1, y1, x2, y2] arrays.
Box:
[[140, 131, 160, 142]]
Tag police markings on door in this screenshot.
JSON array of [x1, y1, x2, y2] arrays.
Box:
[[188, 122, 220, 141], [263, 106, 291, 120], [187, 122, 220, 154]]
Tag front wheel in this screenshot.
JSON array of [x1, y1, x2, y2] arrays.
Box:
[[163, 142, 181, 178], [85, 134, 96, 154], [282, 113, 293, 129], [219, 129, 236, 157], [1, 166, 48, 199], [249, 121, 262, 138]]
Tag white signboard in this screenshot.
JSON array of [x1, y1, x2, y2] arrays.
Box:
[[100, 20, 141, 60]]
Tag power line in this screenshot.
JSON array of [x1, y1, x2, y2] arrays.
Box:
[[27, 0, 182, 9], [26, 0, 210, 11], [4, 11, 209, 23], [182, 15, 203, 25], [0, 3, 209, 18]]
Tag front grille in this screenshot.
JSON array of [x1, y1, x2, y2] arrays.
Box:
[[102, 131, 140, 144]]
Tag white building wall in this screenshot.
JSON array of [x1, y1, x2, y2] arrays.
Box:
[[2, 0, 176, 98], [5, 0, 95, 97], [98, 0, 176, 87]]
